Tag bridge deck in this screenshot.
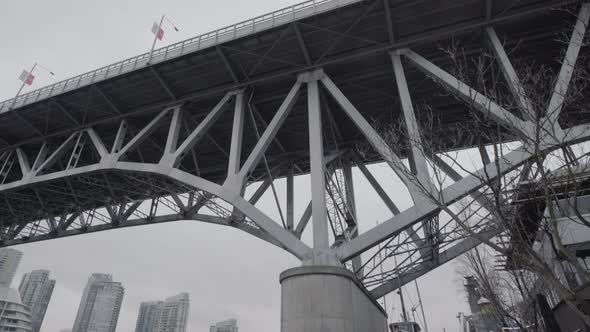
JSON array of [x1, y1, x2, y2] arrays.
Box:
[[0, 0, 587, 237]]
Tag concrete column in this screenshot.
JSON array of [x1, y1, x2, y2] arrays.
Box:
[[280, 266, 388, 332]]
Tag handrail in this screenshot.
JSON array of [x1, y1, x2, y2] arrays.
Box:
[[0, 0, 361, 114]]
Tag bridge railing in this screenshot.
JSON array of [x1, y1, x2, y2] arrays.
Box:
[[0, 0, 361, 114]]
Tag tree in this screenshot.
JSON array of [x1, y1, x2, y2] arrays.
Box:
[[369, 3, 590, 328], [457, 245, 544, 331]]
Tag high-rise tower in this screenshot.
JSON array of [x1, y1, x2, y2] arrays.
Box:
[[134, 293, 189, 332], [0, 248, 23, 287], [72, 273, 124, 332], [209, 319, 238, 332], [0, 287, 33, 332], [134, 301, 162, 332], [18, 269, 55, 332]]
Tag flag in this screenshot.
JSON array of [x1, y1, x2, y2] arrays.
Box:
[[151, 22, 164, 40], [19, 70, 35, 86]]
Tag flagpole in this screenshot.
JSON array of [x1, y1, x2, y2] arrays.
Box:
[[147, 15, 165, 65], [10, 62, 37, 110]]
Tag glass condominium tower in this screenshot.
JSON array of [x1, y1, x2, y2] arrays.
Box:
[[18, 269, 55, 332], [72, 273, 124, 332], [135, 293, 189, 332]]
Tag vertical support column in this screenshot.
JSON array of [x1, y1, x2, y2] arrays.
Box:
[[228, 92, 245, 177], [307, 79, 329, 250], [287, 166, 295, 231]]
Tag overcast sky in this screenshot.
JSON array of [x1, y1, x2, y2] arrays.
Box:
[[1, 0, 471, 331]]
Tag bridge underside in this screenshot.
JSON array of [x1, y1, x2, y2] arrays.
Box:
[[1, 0, 590, 300]]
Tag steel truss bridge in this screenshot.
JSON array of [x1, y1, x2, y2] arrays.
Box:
[[1, 0, 590, 300]]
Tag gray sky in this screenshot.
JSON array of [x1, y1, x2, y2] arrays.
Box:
[[1, 0, 470, 331]]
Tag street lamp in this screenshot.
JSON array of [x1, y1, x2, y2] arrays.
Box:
[[11, 62, 54, 110], [147, 15, 180, 64]]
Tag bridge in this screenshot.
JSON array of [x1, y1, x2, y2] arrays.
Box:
[[1, 0, 589, 330]]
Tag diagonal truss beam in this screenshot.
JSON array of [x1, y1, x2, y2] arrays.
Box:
[[93, 85, 121, 114], [216, 46, 240, 84], [228, 91, 245, 177], [150, 67, 177, 101], [320, 73, 426, 203], [170, 92, 234, 166], [293, 23, 312, 66], [118, 108, 171, 158], [234, 80, 302, 188], [351, 153, 428, 252], [546, 3, 590, 124], [402, 49, 534, 140], [34, 133, 79, 175], [391, 52, 436, 194], [486, 27, 536, 121]]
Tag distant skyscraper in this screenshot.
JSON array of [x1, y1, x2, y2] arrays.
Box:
[[134, 293, 189, 332], [209, 319, 238, 332], [18, 269, 55, 332], [135, 301, 162, 332], [158, 293, 189, 332], [72, 273, 124, 332], [0, 248, 23, 287], [0, 286, 33, 331]]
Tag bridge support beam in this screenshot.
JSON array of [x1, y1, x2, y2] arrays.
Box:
[[280, 266, 388, 332]]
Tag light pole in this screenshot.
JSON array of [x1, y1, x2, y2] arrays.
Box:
[[147, 15, 180, 65], [456, 312, 464, 332], [10, 62, 54, 110]]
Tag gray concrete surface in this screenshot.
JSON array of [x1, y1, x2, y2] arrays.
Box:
[[280, 265, 388, 332]]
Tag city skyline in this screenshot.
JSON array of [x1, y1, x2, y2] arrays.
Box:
[[0, 248, 216, 332]]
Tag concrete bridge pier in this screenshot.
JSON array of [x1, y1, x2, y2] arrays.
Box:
[[280, 266, 388, 332]]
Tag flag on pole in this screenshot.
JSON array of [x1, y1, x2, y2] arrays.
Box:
[[19, 70, 35, 86], [151, 22, 164, 40]]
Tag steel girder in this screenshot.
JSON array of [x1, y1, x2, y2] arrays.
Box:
[[0, 2, 590, 300]]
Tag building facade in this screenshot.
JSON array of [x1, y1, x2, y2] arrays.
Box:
[[135, 301, 162, 332], [134, 293, 189, 332], [209, 319, 238, 332], [18, 269, 55, 332], [0, 248, 22, 287], [158, 293, 189, 332], [72, 273, 124, 332], [0, 286, 33, 332]]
